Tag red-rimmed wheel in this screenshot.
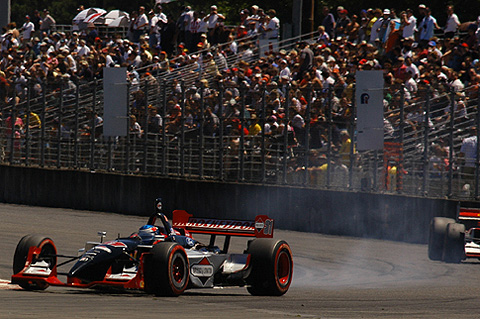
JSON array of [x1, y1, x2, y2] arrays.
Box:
[[144, 242, 189, 296], [12, 234, 57, 291], [247, 239, 293, 296]]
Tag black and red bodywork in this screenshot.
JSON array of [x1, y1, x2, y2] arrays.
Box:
[[11, 201, 293, 296]]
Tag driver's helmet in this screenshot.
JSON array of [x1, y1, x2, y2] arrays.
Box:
[[138, 225, 160, 244]]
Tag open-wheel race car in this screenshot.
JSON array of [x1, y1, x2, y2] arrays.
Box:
[[11, 199, 293, 296], [428, 207, 480, 263]]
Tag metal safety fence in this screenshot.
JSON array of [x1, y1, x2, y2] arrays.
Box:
[[1, 74, 480, 202]]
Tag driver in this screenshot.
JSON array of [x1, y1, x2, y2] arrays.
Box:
[[137, 225, 163, 244]]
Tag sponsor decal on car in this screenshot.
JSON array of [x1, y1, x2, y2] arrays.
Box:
[[191, 257, 214, 277], [186, 218, 255, 232], [104, 241, 127, 248]]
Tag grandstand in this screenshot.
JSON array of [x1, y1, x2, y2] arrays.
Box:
[[1, 30, 480, 202]]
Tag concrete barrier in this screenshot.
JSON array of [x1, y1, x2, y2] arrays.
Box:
[[0, 165, 458, 243]]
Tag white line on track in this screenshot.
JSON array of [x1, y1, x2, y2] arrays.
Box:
[[0, 279, 19, 290]]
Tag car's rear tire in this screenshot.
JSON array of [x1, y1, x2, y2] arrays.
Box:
[[428, 217, 455, 261], [144, 242, 189, 296], [443, 222, 465, 263], [246, 239, 293, 296], [13, 235, 57, 290]]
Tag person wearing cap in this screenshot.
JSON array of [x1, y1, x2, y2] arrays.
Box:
[[428, 40, 443, 59], [417, 4, 426, 21], [20, 15, 35, 43], [334, 9, 350, 39], [377, 9, 391, 44], [265, 9, 280, 39], [247, 5, 261, 27], [444, 5, 460, 39], [39, 9, 56, 35], [279, 58, 291, 80], [76, 39, 91, 58], [204, 5, 225, 45]]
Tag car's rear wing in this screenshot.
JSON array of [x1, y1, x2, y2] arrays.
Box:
[[172, 210, 274, 238], [458, 208, 480, 228]]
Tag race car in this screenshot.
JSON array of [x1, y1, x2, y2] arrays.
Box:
[[428, 207, 480, 263], [11, 199, 293, 296]]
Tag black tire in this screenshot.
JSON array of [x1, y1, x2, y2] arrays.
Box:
[[428, 217, 455, 261], [13, 235, 57, 290], [443, 223, 465, 263], [144, 242, 189, 296], [246, 239, 293, 296]]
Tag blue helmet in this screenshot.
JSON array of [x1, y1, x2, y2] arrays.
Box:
[[138, 225, 160, 243]]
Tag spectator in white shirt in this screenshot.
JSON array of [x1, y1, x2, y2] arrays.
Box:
[[444, 5, 460, 39], [265, 9, 280, 39], [76, 39, 90, 57], [279, 59, 291, 80], [204, 5, 225, 45], [20, 15, 35, 43], [133, 6, 149, 43], [401, 9, 416, 40]]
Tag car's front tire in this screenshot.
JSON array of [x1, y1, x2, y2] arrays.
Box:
[[144, 242, 189, 296], [13, 234, 57, 290]]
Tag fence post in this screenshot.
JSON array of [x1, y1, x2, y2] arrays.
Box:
[[9, 96, 16, 163], [161, 79, 167, 176], [239, 83, 246, 182], [143, 79, 149, 174], [261, 82, 267, 183], [125, 82, 131, 173], [40, 82, 46, 167], [90, 79, 97, 170], [282, 84, 290, 184], [57, 80, 64, 169], [349, 84, 356, 190], [303, 85, 312, 186], [199, 81, 205, 179], [397, 85, 405, 193], [218, 81, 225, 181], [73, 79, 79, 168], [447, 87, 456, 197], [25, 80, 32, 165], [422, 85, 431, 196], [326, 87, 333, 188], [180, 81, 186, 177]]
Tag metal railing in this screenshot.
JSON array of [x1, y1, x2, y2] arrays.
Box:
[[1, 76, 480, 201]]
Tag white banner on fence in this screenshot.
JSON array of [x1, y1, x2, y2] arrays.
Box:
[[355, 70, 384, 151], [103, 67, 128, 137], [258, 39, 279, 57]]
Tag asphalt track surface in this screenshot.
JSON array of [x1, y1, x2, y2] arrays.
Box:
[[1, 204, 480, 318]]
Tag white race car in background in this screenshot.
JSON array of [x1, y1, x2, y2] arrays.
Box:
[[429, 207, 480, 263]]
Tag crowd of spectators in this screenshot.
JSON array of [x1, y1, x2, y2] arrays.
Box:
[[2, 3, 480, 185]]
